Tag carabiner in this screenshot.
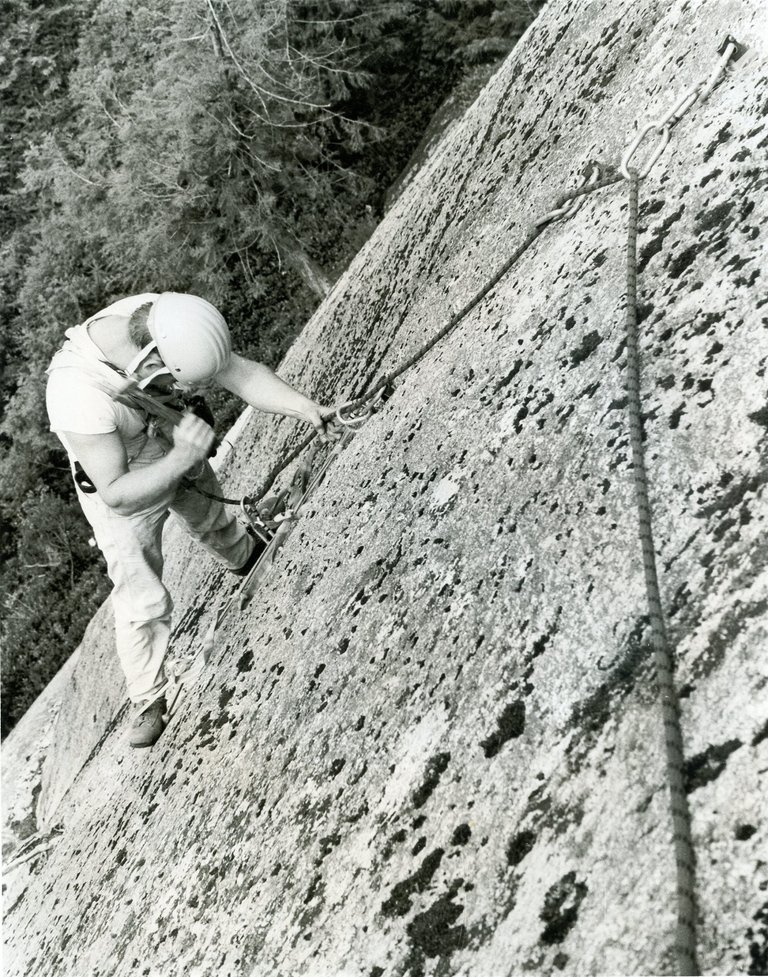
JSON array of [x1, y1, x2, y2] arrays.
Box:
[[335, 400, 370, 429], [621, 121, 671, 180]]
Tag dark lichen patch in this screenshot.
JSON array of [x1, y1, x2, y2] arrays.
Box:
[[703, 122, 732, 162], [539, 871, 588, 945], [640, 195, 664, 218], [697, 472, 765, 519], [405, 885, 468, 962], [704, 340, 724, 365], [566, 617, 650, 762], [668, 245, 698, 279], [236, 650, 254, 674], [734, 824, 757, 841], [747, 900, 768, 976], [304, 874, 323, 904], [694, 200, 734, 234], [381, 848, 444, 918], [315, 833, 341, 866], [752, 719, 768, 748], [669, 403, 686, 429], [451, 824, 471, 846], [569, 330, 602, 367], [480, 700, 526, 758], [692, 598, 768, 680], [382, 827, 408, 862], [700, 167, 722, 188], [530, 624, 556, 661], [684, 739, 742, 793], [637, 205, 684, 273], [171, 601, 206, 641], [507, 829, 536, 867], [159, 766, 179, 793], [411, 836, 427, 856], [194, 710, 217, 749], [748, 404, 768, 429], [412, 753, 451, 809], [492, 360, 526, 394]]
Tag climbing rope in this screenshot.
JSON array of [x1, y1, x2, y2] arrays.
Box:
[[617, 37, 742, 976], [3, 824, 63, 875], [624, 170, 698, 976], [342, 170, 625, 416], [238, 168, 625, 507]]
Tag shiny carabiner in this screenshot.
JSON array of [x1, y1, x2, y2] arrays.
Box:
[[621, 121, 671, 180], [335, 401, 370, 429]]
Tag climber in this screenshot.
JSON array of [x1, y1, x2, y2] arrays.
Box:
[[46, 291, 339, 749]]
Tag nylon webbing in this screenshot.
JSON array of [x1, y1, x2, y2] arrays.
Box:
[[624, 170, 699, 976]]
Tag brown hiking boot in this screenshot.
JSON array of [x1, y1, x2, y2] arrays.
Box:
[[129, 696, 167, 749]]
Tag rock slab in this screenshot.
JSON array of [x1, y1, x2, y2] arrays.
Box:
[[3, 1, 768, 975]]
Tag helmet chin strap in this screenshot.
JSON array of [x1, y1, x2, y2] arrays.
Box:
[[125, 339, 158, 375], [137, 367, 174, 390], [125, 340, 174, 389]]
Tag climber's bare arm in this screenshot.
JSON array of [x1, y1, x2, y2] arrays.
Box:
[[65, 416, 215, 516], [216, 354, 339, 440]]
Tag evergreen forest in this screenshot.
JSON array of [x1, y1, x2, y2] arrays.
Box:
[[1, 0, 543, 736]]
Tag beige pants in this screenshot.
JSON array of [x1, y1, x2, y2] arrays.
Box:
[[77, 446, 251, 703]]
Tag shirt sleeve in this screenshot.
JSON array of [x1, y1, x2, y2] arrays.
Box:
[[46, 369, 120, 436]]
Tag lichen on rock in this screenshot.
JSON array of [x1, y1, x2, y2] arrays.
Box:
[[3, 1, 768, 975]]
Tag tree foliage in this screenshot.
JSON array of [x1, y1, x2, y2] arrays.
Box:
[[0, 0, 543, 736]]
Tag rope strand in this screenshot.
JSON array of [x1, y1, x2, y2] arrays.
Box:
[[624, 170, 699, 977]]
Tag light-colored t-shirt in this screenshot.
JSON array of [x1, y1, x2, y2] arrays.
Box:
[[46, 294, 159, 471]]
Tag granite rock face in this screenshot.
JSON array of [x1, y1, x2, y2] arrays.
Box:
[[3, 0, 767, 974]]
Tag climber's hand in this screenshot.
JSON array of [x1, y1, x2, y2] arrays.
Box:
[[172, 413, 216, 469], [306, 404, 342, 443]]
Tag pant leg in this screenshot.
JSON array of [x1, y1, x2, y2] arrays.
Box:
[[169, 463, 253, 571], [78, 489, 172, 704]]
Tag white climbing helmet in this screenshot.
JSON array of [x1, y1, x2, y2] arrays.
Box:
[[127, 292, 232, 387]]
